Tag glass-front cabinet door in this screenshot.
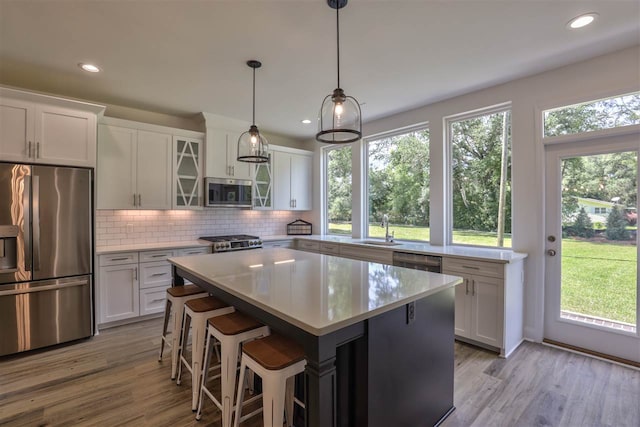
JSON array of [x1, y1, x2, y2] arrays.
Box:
[[173, 136, 203, 209], [253, 156, 272, 209]]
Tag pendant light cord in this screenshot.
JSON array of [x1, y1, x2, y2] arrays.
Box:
[[252, 66, 256, 126], [336, 4, 340, 88]]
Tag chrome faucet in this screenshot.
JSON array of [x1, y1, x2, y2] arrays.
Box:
[[381, 214, 394, 242]]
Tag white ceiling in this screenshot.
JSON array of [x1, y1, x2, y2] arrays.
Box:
[[1, 1, 638, 139]]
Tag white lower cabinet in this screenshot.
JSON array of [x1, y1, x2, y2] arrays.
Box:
[[262, 239, 294, 249], [98, 254, 140, 323], [97, 245, 211, 328], [443, 257, 523, 357]]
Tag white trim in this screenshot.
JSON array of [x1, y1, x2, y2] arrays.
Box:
[[541, 341, 640, 371], [363, 121, 429, 142], [100, 116, 204, 139]]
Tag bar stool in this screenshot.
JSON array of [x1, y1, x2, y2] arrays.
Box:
[[196, 312, 270, 426], [234, 334, 306, 427], [158, 284, 208, 380], [177, 295, 235, 411]]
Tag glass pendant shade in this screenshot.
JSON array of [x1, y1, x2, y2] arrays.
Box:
[[237, 60, 269, 163], [317, 88, 362, 143], [316, 0, 362, 144], [237, 124, 269, 163]]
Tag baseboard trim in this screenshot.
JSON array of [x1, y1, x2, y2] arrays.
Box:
[[542, 338, 639, 369]]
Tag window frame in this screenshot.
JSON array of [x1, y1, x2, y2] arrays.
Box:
[[445, 102, 513, 248], [363, 122, 430, 241]]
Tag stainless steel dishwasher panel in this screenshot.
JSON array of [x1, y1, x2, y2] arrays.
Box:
[[0, 275, 92, 356], [392, 251, 442, 272]]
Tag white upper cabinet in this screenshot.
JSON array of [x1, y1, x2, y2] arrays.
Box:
[[0, 88, 103, 167], [173, 135, 204, 209], [202, 112, 251, 180], [97, 124, 172, 210], [272, 149, 313, 211]]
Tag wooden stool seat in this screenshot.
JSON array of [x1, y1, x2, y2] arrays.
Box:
[[243, 334, 305, 371], [185, 295, 229, 312], [167, 284, 206, 298], [208, 311, 264, 336]]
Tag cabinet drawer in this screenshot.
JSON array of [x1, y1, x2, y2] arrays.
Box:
[[177, 247, 211, 256], [140, 261, 173, 289], [442, 257, 504, 279], [140, 250, 175, 262], [297, 240, 320, 252], [263, 240, 293, 249], [140, 286, 168, 316], [99, 252, 138, 266], [320, 242, 341, 255]]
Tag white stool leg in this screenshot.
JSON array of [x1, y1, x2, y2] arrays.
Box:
[[233, 359, 248, 427], [285, 376, 295, 427], [219, 334, 240, 427], [176, 309, 191, 386], [262, 371, 287, 427], [158, 298, 172, 361], [196, 330, 215, 421], [170, 298, 185, 380], [191, 314, 206, 411]]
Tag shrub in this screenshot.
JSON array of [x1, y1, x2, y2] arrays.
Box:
[[605, 205, 629, 240], [573, 208, 594, 238]]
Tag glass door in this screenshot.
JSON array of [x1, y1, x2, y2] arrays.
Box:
[[544, 135, 639, 363], [174, 136, 203, 209], [253, 157, 272, 209]]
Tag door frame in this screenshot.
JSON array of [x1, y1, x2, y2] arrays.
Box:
[[543, 132, 640, 363]]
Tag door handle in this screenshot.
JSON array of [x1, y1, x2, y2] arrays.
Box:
[[472, 280, 476, 296], [33, 175, 40, 272], [133, 267, 138, 281], [547, 249, 556, 256], [27, 141, 32, 158], [23, 174, 32, 271], [465, 279, 469, 295], [138, 194, 141, 207], [133, 194, 137, 207], [36, 142, 40, 158]]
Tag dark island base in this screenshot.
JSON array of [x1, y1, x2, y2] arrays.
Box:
[[174, 266, 455, 427]]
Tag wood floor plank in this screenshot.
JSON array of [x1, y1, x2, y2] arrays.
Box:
[[1, 319, 638, 427]]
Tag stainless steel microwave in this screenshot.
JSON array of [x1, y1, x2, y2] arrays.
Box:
[[205, 177, 252, 208]]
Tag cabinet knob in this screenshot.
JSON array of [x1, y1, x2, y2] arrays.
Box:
[[547, 249, 556, 256]]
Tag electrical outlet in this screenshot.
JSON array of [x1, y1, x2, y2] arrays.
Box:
[[126, 223, 134, 234], [406, 301, 416, 325]]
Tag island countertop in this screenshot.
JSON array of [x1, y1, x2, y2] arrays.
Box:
[[168, 248, 462, 336]]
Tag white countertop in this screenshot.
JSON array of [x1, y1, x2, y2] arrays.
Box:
[[264, 234, 527, 263], [96, 240, 211, 255], [168, 248, 462, 336]]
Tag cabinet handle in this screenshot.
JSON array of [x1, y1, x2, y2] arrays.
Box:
[[150, 298, 165, 304], [36, 142, 40, 158], [185, 251, 200, 254], [465, 279, 469, 295], [151, 272, 168, 277], [27, 141, 32, 158], [110, 257, 129, 261], [232, 166, 235, 176], [151, 254, 166, 258], [133, 267, 138, 280], [138, 194, 142, 207], [133, 194, 137, 207], [472, 280, 476, 296], [462, 265, 480, 270]]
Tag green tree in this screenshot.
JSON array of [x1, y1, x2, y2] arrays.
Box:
[[572, 207, 594, 238], [327, 146, 352, 224], [605, 205, 629, 240]]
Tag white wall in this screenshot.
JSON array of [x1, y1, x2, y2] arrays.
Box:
[[311, 45, 640, 342]]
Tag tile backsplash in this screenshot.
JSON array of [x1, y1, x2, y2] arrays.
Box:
[[96, 209, 313, 248]]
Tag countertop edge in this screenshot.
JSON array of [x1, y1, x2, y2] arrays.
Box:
[[96, 240, 211, 255]]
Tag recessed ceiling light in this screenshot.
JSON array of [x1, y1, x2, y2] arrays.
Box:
[[79, 63, 100, 73], [567, 13, 598, 29], [301, 119, 312, 124]]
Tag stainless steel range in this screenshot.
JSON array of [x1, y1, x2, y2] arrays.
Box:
[[200, 234, 263, 253]]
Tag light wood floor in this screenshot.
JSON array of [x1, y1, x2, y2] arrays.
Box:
[[1, 318, 638, 427]]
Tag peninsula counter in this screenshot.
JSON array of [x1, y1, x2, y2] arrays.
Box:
[[169, 248, 462, 427]]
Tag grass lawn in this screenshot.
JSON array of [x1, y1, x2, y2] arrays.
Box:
[[328, 222, 637, 325]]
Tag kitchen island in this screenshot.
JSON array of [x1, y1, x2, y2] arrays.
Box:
[[169, 248, 462, 427]]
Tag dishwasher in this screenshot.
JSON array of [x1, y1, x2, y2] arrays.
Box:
[[392, 251, 442, 272]]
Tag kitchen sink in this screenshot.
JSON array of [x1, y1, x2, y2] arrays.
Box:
[[359, 240, 402, 246]]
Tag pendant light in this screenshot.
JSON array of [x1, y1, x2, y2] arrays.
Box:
[[316, 0, 362, 144], [237, 60, 269, 163]]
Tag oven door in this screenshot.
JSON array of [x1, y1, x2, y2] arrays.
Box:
[[205, 178, 252, 208]]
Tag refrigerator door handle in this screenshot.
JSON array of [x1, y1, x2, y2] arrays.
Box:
[[0, 279, 88, 296], [23, 175, 32, 272], [33, 175, 40, 272]]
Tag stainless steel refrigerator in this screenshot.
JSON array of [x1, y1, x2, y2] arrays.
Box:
[[0, 163, 93, 357]]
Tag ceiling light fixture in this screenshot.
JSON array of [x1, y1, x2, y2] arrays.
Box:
[[237, 60, 269, 163], [567, 12, 598, 29], [316, 0, 362, 144], [79, 63, 100, 73]]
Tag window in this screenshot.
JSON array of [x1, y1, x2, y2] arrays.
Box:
[[543, 92, 640, 138], [325, 146, 352, 235], [449, 108, 512, 247], [366, 128, 430, 241]]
